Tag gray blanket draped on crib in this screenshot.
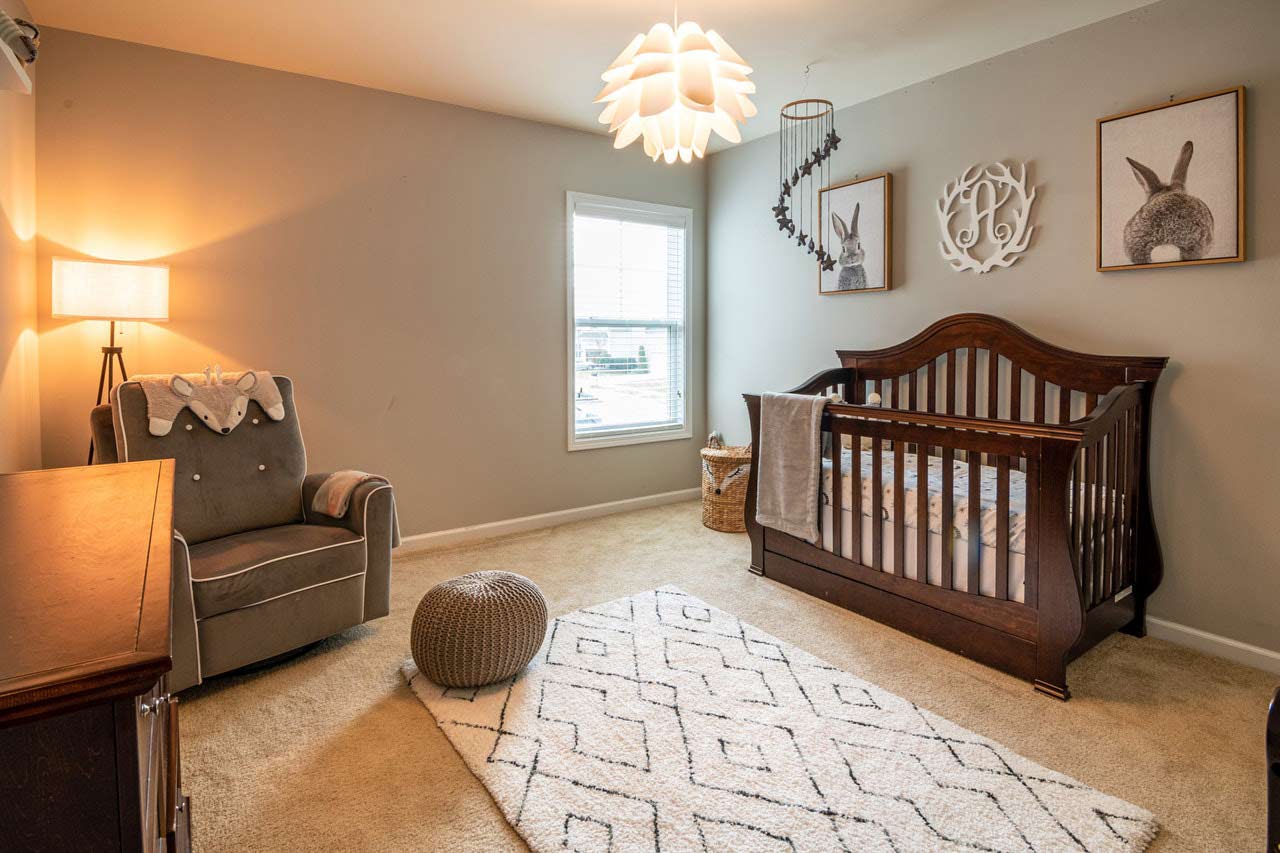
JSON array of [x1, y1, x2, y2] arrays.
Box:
[[754, 391, 827, 543]]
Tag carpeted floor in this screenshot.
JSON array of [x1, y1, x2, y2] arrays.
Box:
[[181, 501, 1271, 852]]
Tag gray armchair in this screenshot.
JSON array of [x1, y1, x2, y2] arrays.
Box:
[[91, 376, 398, 692]]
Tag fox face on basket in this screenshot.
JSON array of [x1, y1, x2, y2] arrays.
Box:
[[703, 460, 749, 496]]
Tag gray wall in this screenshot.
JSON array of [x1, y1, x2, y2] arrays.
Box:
[[34, 29, 706, 533], [707, 0, 1279, 651], [0, 0, 39, 472]]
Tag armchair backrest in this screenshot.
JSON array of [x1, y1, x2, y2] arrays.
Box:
[[108, 376, 307, 544]]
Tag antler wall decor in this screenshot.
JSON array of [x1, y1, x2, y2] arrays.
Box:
[[936, 161, 1038, 274], [774, 98, 840, 269]]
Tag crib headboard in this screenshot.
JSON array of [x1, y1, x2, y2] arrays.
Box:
[[836, 313, 1167, 425]]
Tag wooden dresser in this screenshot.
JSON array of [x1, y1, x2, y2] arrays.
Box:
[[0, 461, 192, 852]]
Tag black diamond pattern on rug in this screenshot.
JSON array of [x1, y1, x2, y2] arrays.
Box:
[[404, 586, 1158, 852]]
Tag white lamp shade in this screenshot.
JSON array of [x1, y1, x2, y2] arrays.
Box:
[[52, 258, 170, 321], [595, 20, 755, 164]]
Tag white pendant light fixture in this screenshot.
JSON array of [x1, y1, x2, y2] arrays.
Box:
[[595, 14, 756, 164]]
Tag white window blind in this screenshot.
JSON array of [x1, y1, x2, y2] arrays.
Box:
[[567, 193, 691, 450]]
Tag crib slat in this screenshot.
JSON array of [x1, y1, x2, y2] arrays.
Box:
[[1070, 453, 1083, 583], [968, 451, 981, 594], [1098, 430, 1110, 602], [891, 375, 900, 409], [906, 371, 919, 454], [1113, 419, 1126, 596], [1111, 413, 1126, 594], [850, 431, 862, 563], [883, 379, 894, 451], [871, 437, 883, 570], [916, 443, 929, 583], [1123, 408, 1140, 590], [852, 376, 865, 405], [1059, 387, 1071, 423], [830, 426, 843, 559], [1024, 454, 1039, 608], [996, 455, 1010, 600], [1106, 424, 1120, 599], [966, 346, 977, 416], [893, 441, 905, 576], [1098, 433, 1111, 603], [1082, 445, 1096, 604], [1116, 412, 1126, 591], [927, 360, 937, 413], [981, 351, 996, 467], [987, 350, 999, 419], [941, 446, 954, 589], [1010, 363, 1022, 422], [1095, 435, 1108, 604], [1034, 376, 1046, 423], [946, 350, 957, 415], [1096, 433, 1109, 602]]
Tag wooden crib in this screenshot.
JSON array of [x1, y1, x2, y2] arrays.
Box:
[[743, 314, 1168, 700]]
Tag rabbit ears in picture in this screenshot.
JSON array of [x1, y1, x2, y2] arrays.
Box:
[[1126, 140, 1194, 195], [831, 202, 861, 240]]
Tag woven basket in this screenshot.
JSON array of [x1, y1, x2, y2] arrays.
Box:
[[700, 442, 752, 532]]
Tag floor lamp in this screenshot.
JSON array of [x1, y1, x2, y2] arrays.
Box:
[[51, 257, 170, 464]]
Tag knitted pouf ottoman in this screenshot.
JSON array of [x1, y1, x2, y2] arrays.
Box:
[[410, 571, 548, 688]]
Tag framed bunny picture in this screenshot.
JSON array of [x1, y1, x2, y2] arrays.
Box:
[[818, 173, 892, 294], [1097, 86, 1245, 271]]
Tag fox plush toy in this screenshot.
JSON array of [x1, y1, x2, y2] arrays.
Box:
[[131, 365, 286, 436]]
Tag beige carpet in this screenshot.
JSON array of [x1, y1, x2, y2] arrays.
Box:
[[181, 501, 1271, 852]]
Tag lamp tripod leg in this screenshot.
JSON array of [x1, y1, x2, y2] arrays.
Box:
[[88, 348, 112, 465], [88, 322, 128, 466]]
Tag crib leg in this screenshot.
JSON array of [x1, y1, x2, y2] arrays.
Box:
[[1033, 676, 1070, 702], [1120, 595, 1147, 638], [1034, 647, 1071, 701]]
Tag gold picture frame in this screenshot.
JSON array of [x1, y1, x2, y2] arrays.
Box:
[[1096, 86, 1245, 272], [818, 172, 892, 295]]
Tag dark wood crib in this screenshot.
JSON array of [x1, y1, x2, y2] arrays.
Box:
[[743, 314, 1168, 700]]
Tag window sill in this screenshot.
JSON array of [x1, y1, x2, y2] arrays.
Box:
[[568, 426, 693, 452]]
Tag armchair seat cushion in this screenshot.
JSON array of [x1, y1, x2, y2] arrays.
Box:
[[189, 524, 365, 619]]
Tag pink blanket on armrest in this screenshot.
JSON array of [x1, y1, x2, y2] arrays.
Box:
[[311, 470, 387, 518]]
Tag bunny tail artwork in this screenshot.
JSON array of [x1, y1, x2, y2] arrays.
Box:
[[1098, 86, 1245, 271], [817, 173, 892, 295]]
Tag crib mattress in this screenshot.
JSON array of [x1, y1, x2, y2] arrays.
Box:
[[821, 448, 1027, 554]]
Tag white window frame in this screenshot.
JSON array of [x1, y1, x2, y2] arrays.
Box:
[[566, 191, 693, 452]]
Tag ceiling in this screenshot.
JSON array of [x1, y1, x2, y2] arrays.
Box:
[[29, 0, 1159, 149]]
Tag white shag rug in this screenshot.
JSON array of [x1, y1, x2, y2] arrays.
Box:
[[401, 586, 1156, 852]]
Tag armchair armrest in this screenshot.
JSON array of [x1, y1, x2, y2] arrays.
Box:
[[302, 472, 399, 621], [169, 531, 202, 692], [302, 473, 399, 543]]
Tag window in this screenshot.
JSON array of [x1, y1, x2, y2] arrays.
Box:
[[567, 192, 692, 451]]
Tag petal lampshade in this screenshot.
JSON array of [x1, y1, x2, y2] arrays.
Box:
[[596, 20, 755, 164], [52, 258, 169, 321]]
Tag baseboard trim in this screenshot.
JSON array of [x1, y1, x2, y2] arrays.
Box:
[[1147, 617, 1280, 674], [398, 487, 701, 554]]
